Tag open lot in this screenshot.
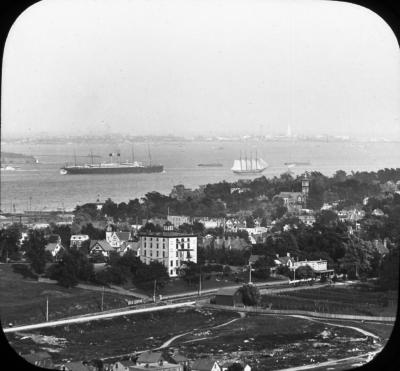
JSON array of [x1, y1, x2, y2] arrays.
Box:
[[260, 284, 398, 317], [169, 313, 391, 370], [5, 307, 238, 362], [0, 265, 137, 326]]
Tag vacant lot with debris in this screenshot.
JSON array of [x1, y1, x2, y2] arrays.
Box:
[[6, 307, 238, 362], [172, 313, 393, 370]]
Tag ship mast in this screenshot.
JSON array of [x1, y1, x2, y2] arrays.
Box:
[[240, 151, 242, 171], [245, 151, 248, 171], [131, 144, 135, 163], [250, 152, 253, 171], [147, 143, 152, 166]]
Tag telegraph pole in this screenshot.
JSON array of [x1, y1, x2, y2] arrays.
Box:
[[101, 286, 105, 312], [153, 279, 157, 302], [248, 262, 252, 284], [198, 273, 202, 296], [46, 296, 49, 322]]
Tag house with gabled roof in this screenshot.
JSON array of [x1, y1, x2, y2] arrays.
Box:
[[136, 351, 166, 366], [191, 359, 221, 371], [112, 360, 137, 371], [45, 241, 65, 259], [89, 240, 116, 258], [106, 228, 132, 248], [274, 253, 295, 268]]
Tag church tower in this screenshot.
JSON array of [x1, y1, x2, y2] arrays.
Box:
[[301, 173, 310, 208]]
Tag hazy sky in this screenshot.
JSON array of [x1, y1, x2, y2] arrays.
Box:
[[1, 0, 400, 138]]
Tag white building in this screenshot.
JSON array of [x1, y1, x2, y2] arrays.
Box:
[[167, 215, 191, 228], [70, 234, 90, 248], [139, 232, 197, 277]]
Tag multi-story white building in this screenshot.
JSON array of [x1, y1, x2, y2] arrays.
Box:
[[139, 232, 197, 277]]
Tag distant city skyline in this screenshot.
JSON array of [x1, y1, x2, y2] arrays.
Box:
[[2, 0, 400, 139]]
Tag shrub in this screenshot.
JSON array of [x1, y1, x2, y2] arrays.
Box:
[[12, 264, 38, 280]]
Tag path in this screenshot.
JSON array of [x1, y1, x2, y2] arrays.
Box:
[[156, 311, 244, 349], [3, 301, 195, 334], [288, 314, 380, 339]]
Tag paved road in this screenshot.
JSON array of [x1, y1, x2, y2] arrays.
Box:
[[3, 301, 195, 334]]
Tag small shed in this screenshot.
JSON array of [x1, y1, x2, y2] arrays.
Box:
[[214, 287, 243, 307]]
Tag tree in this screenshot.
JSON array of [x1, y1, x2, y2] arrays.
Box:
[[135, 261, 169, 290], [252, 256, 271, 279], [46, 249, 95, 287], [294, 265, 315, 280], [23, 230, 50, 274], [378, 244, 399, 290], [227, 363, 244, 371], [0, 224, 21, 262], [239, 284, 260, 306]]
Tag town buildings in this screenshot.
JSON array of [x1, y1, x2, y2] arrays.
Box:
[[139, 231, 197, 277]]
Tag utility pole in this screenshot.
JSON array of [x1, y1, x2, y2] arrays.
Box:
[[248, 262, 252, 284], [198, 273, 202, 296], [153, 279, 157, 302], [46, 296, 49, 322], [101, 286, 105, 312]]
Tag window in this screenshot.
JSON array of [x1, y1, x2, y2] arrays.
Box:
[[170, 270, 173, 275], [176, 251, 178, 257], [170, 260, 173, 267], [163, 252, 165, 257], [176, 260, 178, 266], [156, 251, 159, 257]]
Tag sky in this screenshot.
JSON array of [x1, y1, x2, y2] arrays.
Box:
[[1, 0, 400, 138]]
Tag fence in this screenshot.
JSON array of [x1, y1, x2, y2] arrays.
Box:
[[200, 303, 396, 322]]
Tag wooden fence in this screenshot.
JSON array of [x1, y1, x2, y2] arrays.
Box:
[[201, 303, 396, 322]]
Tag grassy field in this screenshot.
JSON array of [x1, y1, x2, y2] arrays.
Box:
[[0, 264, 138, 326], [260, 284, 398, 317], [6, 307, 239, 363]]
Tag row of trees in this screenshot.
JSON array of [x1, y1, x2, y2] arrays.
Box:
[[72, 169, 400, 224]]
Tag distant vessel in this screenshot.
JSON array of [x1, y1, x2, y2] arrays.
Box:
[[1, 152, 38, 164], [231, 151, 268, 174], [0, 165, 18, 171], [197, 163, 223, 167], [284, 161, 311, 167], [60, 147, 163, 175]]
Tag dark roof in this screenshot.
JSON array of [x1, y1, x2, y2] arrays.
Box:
[[191, 358, 219, 371], [63, 361, 91, 371], [139, 231, 197, 238], [171, 353, 188, 363], [215, 287, 240, 296], [118, 360, 137, 367], [89, 240, 115, 252], [115, 231, 131, 241], [137, 351, 165, 364]]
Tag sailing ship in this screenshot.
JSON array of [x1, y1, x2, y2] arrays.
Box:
[[231, 151, 268, 174], [60, 146, 163, 175]]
